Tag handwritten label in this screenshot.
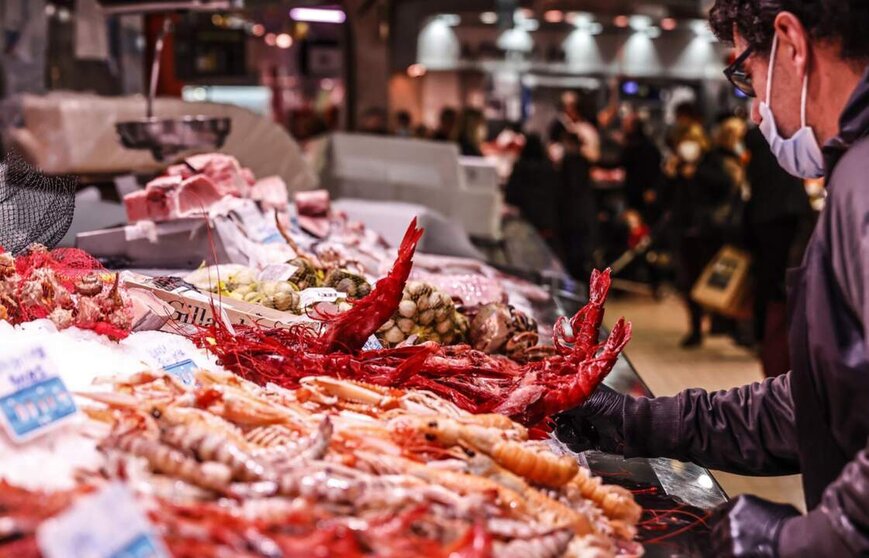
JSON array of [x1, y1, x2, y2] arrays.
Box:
[[258, 263, 299, 283], [0, 345, 77, 442], [299, 288, 342, 308], [37, 483, 168, 558], [142, 339, 198, 386]]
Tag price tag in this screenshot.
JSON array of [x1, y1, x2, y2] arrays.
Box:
[[258, 263, 299, 283], [139, 337, 200, 386], [299, 288, 342, 308], [362, 336, 383, 351], [232, 203, 283, 245], [37, 483, 169, 558], [0, 344, 78, 442]]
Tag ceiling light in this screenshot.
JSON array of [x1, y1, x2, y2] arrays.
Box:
[[438, 13, 461, 26], [661, 17, 677, 31], [289, 7, 346, 24], [264, 33, 277, 46], [646, 26, 661, 38], [276, 33, 293, 49], [480, 11, 498, 24], [629, 15, 652, 31], [614, 15, 629, 28], [519, 8, 534, 19], [497, 27, 533, 52], [544, 10, 564, 23], [251, 23, 265, 37]]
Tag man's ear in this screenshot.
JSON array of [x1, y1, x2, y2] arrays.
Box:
[[773, 11, 810, 78]]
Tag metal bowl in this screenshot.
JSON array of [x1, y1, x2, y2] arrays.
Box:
[[115, 115, 231, 161]]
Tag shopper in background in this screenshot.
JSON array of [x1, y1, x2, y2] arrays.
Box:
[[664, 123, 734, 348], [620, 111, 664, 221], [559, 131, 597, 280], [504, 134, 560, 248], [666, 101, 703, 150], [358, 107, 389, 135], [432, 107, 458, 142], [744, 125, 812, 377], [453, 108, 486, 157], [393, 111, 413, 137], [557, 0, 869, 555], [548, 91, 600, 164]]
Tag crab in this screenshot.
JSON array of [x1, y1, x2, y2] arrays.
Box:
[[468, 303, 557, 363]]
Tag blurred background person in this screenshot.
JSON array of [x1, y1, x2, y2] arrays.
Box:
[[432, 107, 457, 142], [558, 131, 598, 280], [453, 108, 486, 157], [620, 111, 664, 222], [549, 91, 600, 164], [359, 107, 389, 135], [666, 101, 703, 150], [665, 123, 734, 348], [744, 126, 813, 377], [504, 133, 560, 249], [393, 110, 413, 137]]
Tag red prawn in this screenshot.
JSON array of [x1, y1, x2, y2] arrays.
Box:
[[319, 218, 424, 352]]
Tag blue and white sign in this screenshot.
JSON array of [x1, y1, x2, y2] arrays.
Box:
[[0, 344, 78, 442]]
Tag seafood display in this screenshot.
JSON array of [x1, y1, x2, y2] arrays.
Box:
[[0, 369, 639, 557], [0, 181, 652, 556], [191, 221, 631, 429], [0, 245, 132, 339]]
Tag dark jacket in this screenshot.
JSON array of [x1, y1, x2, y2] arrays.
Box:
[[744, 127, 811, 226], [621, 130, 663, 212], [505, 159, 560, 234], [668, 151, 734, 239], [622, 68, 869, 556]]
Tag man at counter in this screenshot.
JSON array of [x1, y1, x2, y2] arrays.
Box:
[[556, 1, 869, 556]]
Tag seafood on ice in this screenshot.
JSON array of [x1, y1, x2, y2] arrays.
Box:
[[16, 368, 640, 557]]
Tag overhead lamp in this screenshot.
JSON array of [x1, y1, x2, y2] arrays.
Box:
[[251, 23, 265, 36], [264, 33, 277, 46], [497, 27, 533, 52], [628, 15, 652, 31], [289, 7, 346, 24], [661, 17, 677, 31], [438, 13, 461, 26], [567, 12, 592, 26], [544, 10, 564, 23], [480, 11, 498, 24], [613, 15, 629, 28], [646, 26, 661, 39], [518, 8, 534, 19], [276, 33, 293, 48]]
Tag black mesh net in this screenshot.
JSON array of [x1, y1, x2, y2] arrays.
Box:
[[0, 151, 76, 255]]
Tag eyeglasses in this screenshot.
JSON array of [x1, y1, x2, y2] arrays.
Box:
[[724, 46, 756, 98]]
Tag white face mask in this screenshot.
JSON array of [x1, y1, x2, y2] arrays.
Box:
[[678, 141, 702, 163], [758, 35, 825, 179]]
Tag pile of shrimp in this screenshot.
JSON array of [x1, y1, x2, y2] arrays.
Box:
[[13, 367, 641, 558]]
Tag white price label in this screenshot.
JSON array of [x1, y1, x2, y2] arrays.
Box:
[[258, 263, 299, 283], [233, 203, 283, 244], [143, 341, 198, 386], [299, 288, 342, 308], [0, 344, 78, 442], [37, 483, 169, 558]]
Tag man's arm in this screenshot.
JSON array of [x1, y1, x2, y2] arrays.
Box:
[[776, 437, 869, 556], [623, 374, 801, 475]]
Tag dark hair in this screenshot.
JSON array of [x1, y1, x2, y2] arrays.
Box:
[[396, 111, 411, 126], [439, 107, 458, 124], [709, 0, 869, 60], [675, 102, 700, 121]]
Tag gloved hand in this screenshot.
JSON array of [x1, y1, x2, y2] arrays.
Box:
[[553, 384, 627, 454], [710, 495, 800, 557]]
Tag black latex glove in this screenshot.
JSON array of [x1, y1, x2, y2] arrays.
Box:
[[710, 495, 800, 557], [553, 384, 627, 454]]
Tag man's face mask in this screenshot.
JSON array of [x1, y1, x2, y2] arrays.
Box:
[[758, 34, 825, 179], [677, 140, 702, 164]]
